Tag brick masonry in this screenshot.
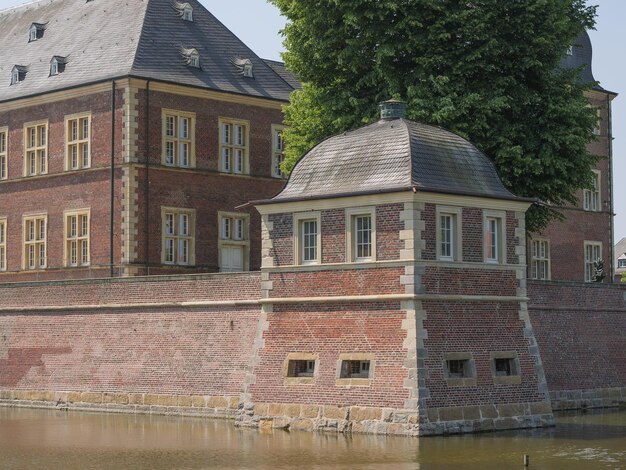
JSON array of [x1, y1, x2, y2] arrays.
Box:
[[528, 280, 626, 410]]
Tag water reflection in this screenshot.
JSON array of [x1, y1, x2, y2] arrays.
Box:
[[0, 408, 624, 470]]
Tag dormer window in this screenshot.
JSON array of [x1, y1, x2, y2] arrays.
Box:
[[189, 50, 200, 68], [176, 2, 193, 22], [181, 47, 200, 69], [566, 45, 573, 56], [232, 58, 254, 79], [28, 23, 46, 42], [49, 56, 68, 76], [10, 65, 27, 85]]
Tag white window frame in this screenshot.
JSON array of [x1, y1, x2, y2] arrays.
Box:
[[0, 126, 7, 180], [182, 4, 193, 21], [29, 25, 38, 42], [23, 120, 48, 176], [219, 118, 249, 175], [583, 170, 601, 212], [346, 207, 376, 263], [23, 213, 47, 270], [11, 68, 19, 85], [218, 211, 251, 272], [293, 211, 321, 265], [483, 209, 506, 264], [161, 207, 196, 266], [162, 109, 196, 168], [64, 209, 90, 267], [188, 49, 200, 68], [530, 238, 551, 280], [436, 206, 462, 262], [584, 241, 602, 283], [271, 124, 287, 179], [65, 113, 91, 171], [0, 217, 6, 272], [618, 258, 626, 269]]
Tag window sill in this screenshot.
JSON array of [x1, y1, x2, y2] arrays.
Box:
[[445, 378, 477, 388], [493, 376, 521, 386], [284, 377, 316, 386], [335, 378, 371, 387]]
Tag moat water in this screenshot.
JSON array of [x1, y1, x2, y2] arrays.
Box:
[[0, 408, 624, 469]]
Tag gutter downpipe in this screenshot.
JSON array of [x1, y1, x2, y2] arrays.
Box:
[[607, 93, 615, 282], [110, 80, 116, 278], [145, 80, 151, 275]]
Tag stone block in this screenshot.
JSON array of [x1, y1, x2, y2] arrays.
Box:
[[67, 392, 81, 403], [144, 394, 160, 406], [323, 405, 348, 420], [158, 395, 178, 407], [300, 405, 320, 419], [259, 419, 274, 433], [474, 419, 495, 432], [228, 396, 240, 409], [463, 406, 480, 421], [192, 396, 206, 408], [272, 417, 291, 430], [480, 405, 498, 419], [439, 407, 463, 422], [81, 392, 103, 404], [350, 406, 382, 422], [530, 401, 552, 415], [177, 395, 193, 408], [268, 403, 285, 416], [427, 408, 439, 422], [254, 403, 269, 416], [290, 418, 314, 432], [206, 397, 229, 409]]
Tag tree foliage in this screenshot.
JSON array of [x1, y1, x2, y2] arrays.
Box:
[[271, 0, 599, 232]]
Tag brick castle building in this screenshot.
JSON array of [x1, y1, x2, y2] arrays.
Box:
[[0, 0, 297, 281], [0, 0, 623, 437]]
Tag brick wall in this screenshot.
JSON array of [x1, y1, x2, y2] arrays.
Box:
[[528, 281, 626, 392], [269, 268, 405, 298], [0, 273, 261, 404], [248, 302, 409, 409], [422, 267, 518, 296], [423, 301, 545, 408], [376, 203, 404, 261], [321, 209, 345, 264], [462, 208, 483, 262]]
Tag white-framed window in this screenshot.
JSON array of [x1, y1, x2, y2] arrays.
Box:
[[188, 49, 200, 68], [29, 25, 38, 42], [0, 127, 7, 180], [23, 214, 46, 270], [583, 170, 601, 212], [584, 241, 602, 282], [219, 118, 249, 174], [531, 239, 550, 280], [340, 360, 371, 379], [0, 218, 6, 271], [162, 207, 195, 266], [271, 124, 287, 179], [436, 206, 461, 261], [593, 107, 601, 136], [23, 120, 48, 176], [218, 211, 250, 272], [483, 210, 506, 264], [293, 211, 321, 265], [162, 109, 195, 168], [181, 3, 193, 21], [618, 258, 626, 269], [64, 210, 90, 267], [346, 207, 376, 262], [65, 113, 91, 170]]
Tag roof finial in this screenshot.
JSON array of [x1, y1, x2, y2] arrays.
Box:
[[379, 99, 406, 120]]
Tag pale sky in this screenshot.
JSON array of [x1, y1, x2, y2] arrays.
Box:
[[1, 0, 624, 243]]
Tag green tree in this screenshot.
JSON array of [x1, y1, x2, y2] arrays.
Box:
[[271, 0, 598, 232]]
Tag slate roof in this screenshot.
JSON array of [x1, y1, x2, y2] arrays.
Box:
[[0, 0, 294, 103], [560, 31, 613, 94], [265, 117, 524, 204], [262, 59, 302, 91]]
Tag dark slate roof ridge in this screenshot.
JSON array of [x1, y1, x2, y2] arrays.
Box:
[[261, 59, 302, 91]]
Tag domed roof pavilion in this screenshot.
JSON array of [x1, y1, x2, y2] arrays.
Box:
[[261, 101, 530, 205]]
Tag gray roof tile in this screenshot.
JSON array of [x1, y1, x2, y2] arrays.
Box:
[[269, 118, 522, 203], [0, 0, 293, 103]]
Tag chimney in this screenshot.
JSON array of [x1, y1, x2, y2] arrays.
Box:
[[379, 99, 406, 120]]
